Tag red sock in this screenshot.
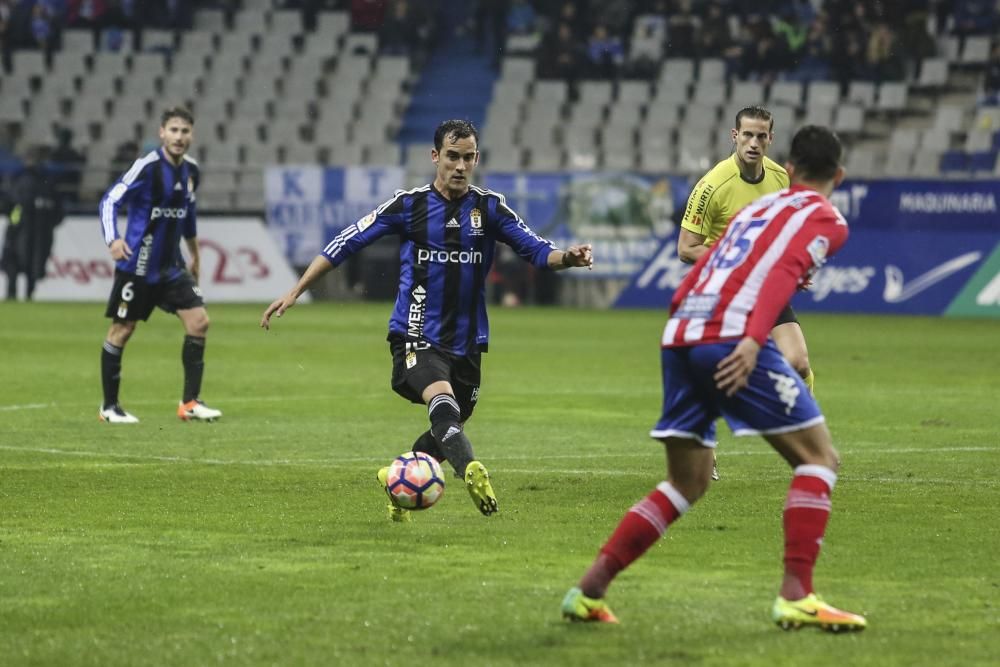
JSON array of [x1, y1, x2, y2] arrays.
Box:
[[580, 482, 690, 598], [782, 465, 836, 599]]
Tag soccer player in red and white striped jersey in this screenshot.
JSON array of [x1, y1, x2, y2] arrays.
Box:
[[562, 126, 867, 632]]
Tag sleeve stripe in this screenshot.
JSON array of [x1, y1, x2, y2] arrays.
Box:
[[323, 226, 358, 258], [100, 151, 160, 244]]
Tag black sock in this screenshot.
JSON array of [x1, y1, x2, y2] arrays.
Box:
[[182, 335, 206, 403], [411, 429, 444, 461], [428, 394, 474, 477], [101, 341, 123, 408]]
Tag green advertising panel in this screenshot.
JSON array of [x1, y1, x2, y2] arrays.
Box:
[[945, 241, 1000, 318]]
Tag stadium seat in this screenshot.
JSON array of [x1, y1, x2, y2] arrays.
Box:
[[698, 59, 726, 84], [482, 143, 523, 172], [602, 150, 635, 171], [579, 81, 614, 107], [832, 105, 865, 135], [884, 147, 914, 176], [617, 81, 651, 105], [972, 107, 1000, 131], [500, 57, 535, 83], [916, 58, 950, 88], [968, 150, 997, 173], [61, 29, 94, 54], [931, 105, 967, 133], [692, 81, 727, 108], [607, 104, 642, 128], [193, 9, 227, 32], [961, 36, 991, 65], [364, 143, 400, 166], [730, 81, 765, 106], [315, 11, 350, 40], [845, 147, 878, 177], [661, 58, 695, 85], [876, 82, 909, 112], [964, 129, 993, 153], [638, 150, 672, 173], [846, 80, 876, 107], [769, 81, 803, 109], [939, 150, 968, 174]]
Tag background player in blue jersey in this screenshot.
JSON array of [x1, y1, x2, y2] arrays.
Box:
[[261, 119, 593, 521], [97, 107, 222, 424]]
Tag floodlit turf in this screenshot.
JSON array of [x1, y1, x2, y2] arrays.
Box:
[[1, 301, 998, 666]]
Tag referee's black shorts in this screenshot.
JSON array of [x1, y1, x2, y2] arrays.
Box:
[[774, 304, 799, 327]]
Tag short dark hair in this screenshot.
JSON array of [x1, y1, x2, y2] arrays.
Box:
[[788, 125, 843, 181], [735, 105, 774, 132], [434, 119, 478, 151], [161, 106, 194, 127]]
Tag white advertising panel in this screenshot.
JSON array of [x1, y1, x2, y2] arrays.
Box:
[[0, 216, 307, 303]]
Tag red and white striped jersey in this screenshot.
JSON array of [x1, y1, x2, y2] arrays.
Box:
[[662, 185, 849, 348]]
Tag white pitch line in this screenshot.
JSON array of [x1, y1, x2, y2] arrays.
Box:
[[0, 444, 994, 469], [0, 403, 54, 412]]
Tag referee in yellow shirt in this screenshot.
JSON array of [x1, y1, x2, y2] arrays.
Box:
[[677, 106, 815, 480]]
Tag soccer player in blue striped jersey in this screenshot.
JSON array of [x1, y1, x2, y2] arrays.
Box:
[[97, 107, 222, 424], [261, 119, 593, 519]]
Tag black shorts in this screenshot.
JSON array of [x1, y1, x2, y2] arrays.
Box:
[[774, 304, 799, 327], [389, 336, 481, 422], [104, 269, 205, 322]]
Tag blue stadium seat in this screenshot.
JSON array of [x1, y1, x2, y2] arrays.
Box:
[[939, 150, 969, 173], [968, 150, 997, 172]]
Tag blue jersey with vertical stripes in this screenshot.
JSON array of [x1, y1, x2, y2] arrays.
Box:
[[320, 183, 556, 356], [99, 148, 200, 284]]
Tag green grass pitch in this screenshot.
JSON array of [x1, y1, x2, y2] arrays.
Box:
[[1, 301, 998, 666]]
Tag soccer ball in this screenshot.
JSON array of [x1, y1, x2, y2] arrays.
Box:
[[385, 451, 445, 510]]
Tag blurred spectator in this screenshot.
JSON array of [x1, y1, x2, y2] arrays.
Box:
[[537, 21, 581, 82], [866, 21, 905, 81], [31, 2, 54, 51], [0, 0, 11, 72], [505, 0, 540, 55], [788, 15, 832, 81], [953, 0, 997, 35], [666, 0, 697, 57], [350, 0, 386, 32], [50, 127, 85, 198], [590, 0, 633, 38], [932, 0, 955, 33], [773, 8, 808, 59], [506, 0, 534, 35], [1, 148, 64, 301], [585, 23, 624, 79], [473, 0, 509, 65], [979, 42, 1000, 104], [901, 0, 938, 60], [379, 0, 412, 55], [699, 2, 731, 58], [830, 30, 868, 88]]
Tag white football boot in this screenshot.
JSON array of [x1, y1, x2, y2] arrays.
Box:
[[99, 404, 140, 424], [177, 399, 223, 422]]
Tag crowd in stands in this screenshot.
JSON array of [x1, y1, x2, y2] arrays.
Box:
[[0, 0, 437, 70], [481, 1, 995, 86]]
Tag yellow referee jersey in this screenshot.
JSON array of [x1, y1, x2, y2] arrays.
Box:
[[680, 154, 790, 246]]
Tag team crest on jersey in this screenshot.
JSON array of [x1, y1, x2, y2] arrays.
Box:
[[356, 211, 376, 233], [470, 208, 482, 228]]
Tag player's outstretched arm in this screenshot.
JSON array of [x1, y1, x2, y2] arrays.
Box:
[[260, 255, 333, 330], [548, 244, 594, 271], [714, 336, 761, 397]]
